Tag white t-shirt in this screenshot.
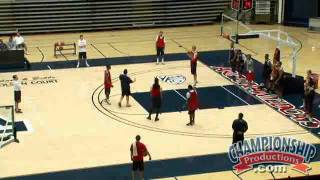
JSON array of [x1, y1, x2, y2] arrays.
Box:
[[13, 80, 21, 91], [78, 39, 87, 52], [186, 89, 195, 99], [14, 36, 24, 45]]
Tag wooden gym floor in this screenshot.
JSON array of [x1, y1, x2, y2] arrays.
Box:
[[0, 24, 320, 180]]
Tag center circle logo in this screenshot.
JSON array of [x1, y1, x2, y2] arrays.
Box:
[[157, 74, 186, 85]]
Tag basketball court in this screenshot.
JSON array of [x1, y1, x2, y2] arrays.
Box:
[[1, 2, 320, 179]]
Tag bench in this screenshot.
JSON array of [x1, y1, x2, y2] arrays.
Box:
[[54, 42, 76, 58]]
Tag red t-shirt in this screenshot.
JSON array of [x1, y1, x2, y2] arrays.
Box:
[[151, 86, 161, 97], [188, 90, 199, 111], [191, 51, 198, 64], [104, 70, 112, 88], [156, 35, 165, 48], [131, 142, 147, 161]]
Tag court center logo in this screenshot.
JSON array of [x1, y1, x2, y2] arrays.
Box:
[[157, 74, 186, 85], [228, 136, 317, 175]]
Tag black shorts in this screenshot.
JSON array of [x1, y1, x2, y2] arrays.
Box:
[[122, 89, 131, 96], [14, 91, 21, 103], [105, 88, 111, 98], [132, 161, 144, 171], [232, 132, 244, 144], [191, 63, 197, 75], [16, 43, 25, 49], [156, 47, 165, 57], [188, 110, 195, 115], [79, 52, 87, 59], [152, 96, 162, 109]]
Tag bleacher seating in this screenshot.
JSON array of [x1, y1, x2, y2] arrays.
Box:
[[0, 0, 230, 34]]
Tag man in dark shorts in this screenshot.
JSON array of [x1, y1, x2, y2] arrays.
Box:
[[186, 85, 199, 126], [77, 34, 89, 68], [232, 113, 248, 144], [13, 75, 22, 113], [130, 135, 151, 180], [118, 69, 136, 107], [187, 45, 198, 86]]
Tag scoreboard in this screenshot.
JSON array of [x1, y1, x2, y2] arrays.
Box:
[[232, 0, 253, 11]]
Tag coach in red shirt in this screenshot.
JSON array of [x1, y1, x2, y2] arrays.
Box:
[[130, 135, 152, 180]]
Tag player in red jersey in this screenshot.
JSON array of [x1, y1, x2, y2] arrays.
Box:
[[130, 135, 152, 180], [155, 31, 166, 64], [147, 77, 162, 121], [104, 65, 113, 105], [186, 85, 199, 126], [187, 45, 199, 86]]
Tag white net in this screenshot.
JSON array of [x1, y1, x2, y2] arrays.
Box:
[[0, 106, 15, 148]]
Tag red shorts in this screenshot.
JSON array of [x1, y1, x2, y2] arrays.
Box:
[[246, 72, 255, 81]]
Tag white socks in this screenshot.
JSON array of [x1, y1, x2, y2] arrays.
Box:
[[77, 60, 90, 68], [156, 58, 164, 64]]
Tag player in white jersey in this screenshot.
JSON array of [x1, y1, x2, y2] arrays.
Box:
[[77, 35, 90, 68]]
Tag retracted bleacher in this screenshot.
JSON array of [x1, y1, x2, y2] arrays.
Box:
[[0, 0, 229, 34]]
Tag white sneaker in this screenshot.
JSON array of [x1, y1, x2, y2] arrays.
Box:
[[106, 99, 111, 105], [161, 61, 165, 65], [86, 62, 90, 67], [76, 62, 80, 68]]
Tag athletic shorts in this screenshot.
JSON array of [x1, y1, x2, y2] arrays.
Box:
[[152, 96, 162, 109], [121, 89, 131, 96], [105, 88, 111, 98], [188, 110, 195, 115], [191, 63, 197, 75], [14, 91, 21, 103], [132, 161, 144, 171], [156, 47, 164, 57], [79, 52, 87, 59]]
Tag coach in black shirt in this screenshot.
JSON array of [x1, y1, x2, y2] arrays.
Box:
[[232, 113, 248, 144], [118, 69, 136, 107]]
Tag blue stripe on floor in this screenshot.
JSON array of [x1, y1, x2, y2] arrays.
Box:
[[2, 144, 320, 180], [0, 118, 27, 133]]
